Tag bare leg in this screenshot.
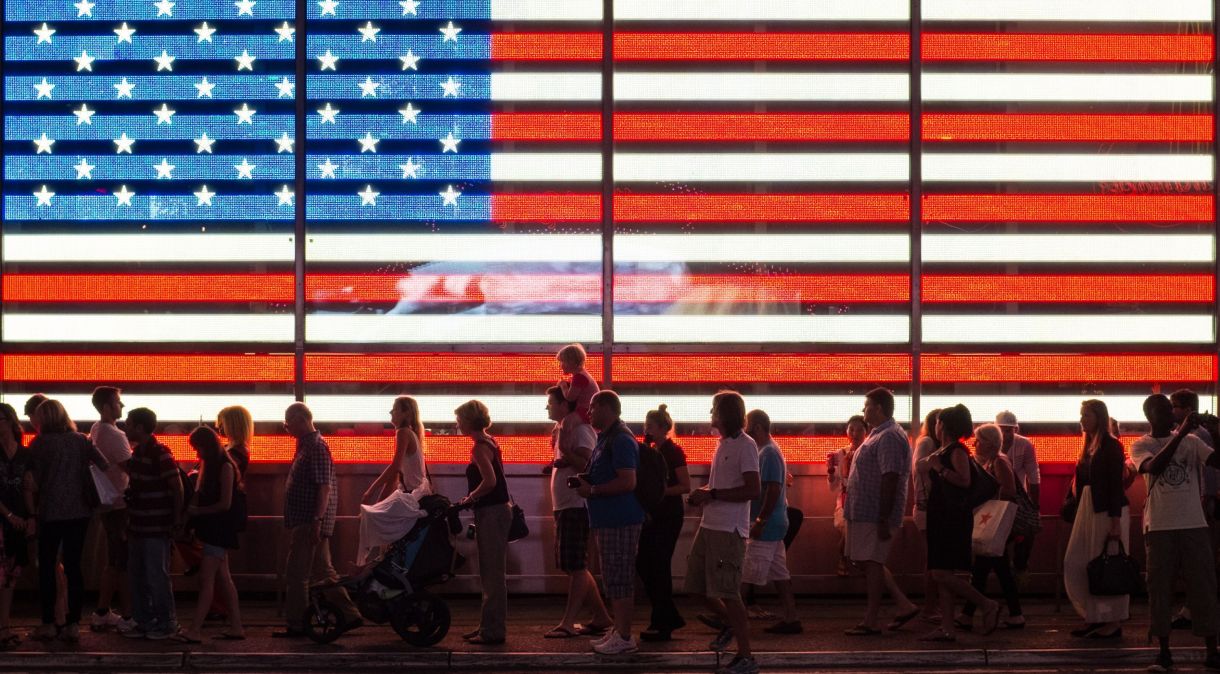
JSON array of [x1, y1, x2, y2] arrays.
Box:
[[216, 558, 243, 637], [580, 570, 611, 626], [882, 566, 918, 614], [185, 555, 222, 640], [773, 580, 798, 623], [722, 596, 751, 658], [611, 596, 633, 640]]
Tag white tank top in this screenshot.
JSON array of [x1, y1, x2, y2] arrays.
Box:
[[398, 429, 427, 493]]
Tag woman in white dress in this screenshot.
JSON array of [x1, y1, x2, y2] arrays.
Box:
[[363, 396, 428, 504]]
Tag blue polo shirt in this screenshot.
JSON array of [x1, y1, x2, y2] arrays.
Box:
[[586, 422, 645, 529], [750, 441, 789, 541]]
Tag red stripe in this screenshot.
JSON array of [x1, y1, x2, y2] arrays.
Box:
[[1, 354, 293, 383], [923, 274, 1215, 304], [490, 194, 601, 222], [2, 274, 294, 303], [923, 33, 1213, 62], [491, 113, 601, 141], [921, 354, 1215, 384], [616, 194, 910, 223], [922, 194, 1213, 223], [615, 32, 909, 61], [490, 33, 601, 60], [923, 113, 1214, 143], [490, 113, 911, 143]]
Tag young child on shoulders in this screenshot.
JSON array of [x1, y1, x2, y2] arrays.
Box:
[[556, 343, 599, 424]]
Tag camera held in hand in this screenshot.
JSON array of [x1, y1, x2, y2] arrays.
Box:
[[567, 475, 586, 489]]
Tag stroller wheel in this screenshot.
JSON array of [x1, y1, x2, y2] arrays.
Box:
[[303, 599, 343, 644], [391, 591, 451, 647]]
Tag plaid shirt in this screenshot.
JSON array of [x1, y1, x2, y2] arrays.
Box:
[[845, 418, 911, 528], [284, 431, 338, 536]]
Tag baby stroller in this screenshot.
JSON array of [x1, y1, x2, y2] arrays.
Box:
[[304, 494, 463, 646]]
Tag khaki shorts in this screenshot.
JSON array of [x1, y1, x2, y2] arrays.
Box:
[[683, 527, 745, 600], [742, 538, 791, 586], [845, 521, 894, 565]]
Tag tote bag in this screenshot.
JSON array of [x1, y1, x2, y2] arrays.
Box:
[[971, 499, 1017, 557]]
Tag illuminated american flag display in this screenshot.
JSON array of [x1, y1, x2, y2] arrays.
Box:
[[2, 0, 1216, 463]]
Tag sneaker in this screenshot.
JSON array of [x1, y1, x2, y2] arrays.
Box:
[[697, 612, 727, 631], [57, 623, 81, 643], [746, 605, 775, 620], [592, 632, 638, 655], [708, 626, 734, 652], [590, 630, 614, 648], [116, 618, 137, 633], [763, 620, 803, 635], [717, 654, 760, 674], [90, 610, 122, 632], [1148, 651, 1174, 673]]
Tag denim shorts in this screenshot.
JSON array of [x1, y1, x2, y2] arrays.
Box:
[[201, 542, 227, 558]]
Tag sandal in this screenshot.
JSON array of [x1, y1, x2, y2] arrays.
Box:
[[576, 623, 610, 636], [544, 626, 579, 639], [887, 608, 920, 631], [844, 625, 882, 636], [917, 629, 956, 642]]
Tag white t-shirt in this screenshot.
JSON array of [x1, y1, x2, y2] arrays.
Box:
[[700, 432, 760, 537], [89, 420, 131, 508], [550, 414, 595, 512], [1130, 433, 1213, 532]]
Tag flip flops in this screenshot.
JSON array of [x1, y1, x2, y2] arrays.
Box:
[[887, 608, 920, 631], [543, 626, 580, 639]]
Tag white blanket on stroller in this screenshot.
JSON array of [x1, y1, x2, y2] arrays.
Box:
[[357, 481, 432, 565]]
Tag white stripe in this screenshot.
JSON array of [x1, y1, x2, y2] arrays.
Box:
[[617, 153, 910, 182], [923, 234, 1213, 264], [489, 153, 601, 181], [617, 73, 909, 102], [308, 234, 600, 262], [0, 394, 296, 426], [921, 395, 1215, 426], [924, 154, 1214, 183], [306, 315, 601, 343], [615, 0, 910, 21], [491, 0, 601, 20], [923, 315, 1213, 343], [616, 315, 908, 343], [309, 395, 913, 425], [491, 73, 601, 102], [923, 73, 1212, 103], [618, 234, 910, 263], [923, 0, 1211, 22], [2, 314, 293, 342], [2, 234, 293, 263]]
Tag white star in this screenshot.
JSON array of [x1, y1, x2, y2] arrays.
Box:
[[74, 158, 95, 179], [194, 132, 216, 153], [194, 185, 216, 206], [274, 76, 294, 98], [114, 22, 136, 43], [274, 132, 294, 153], [114, 133, 135, 154], [194, 76, 215, 98], [440, 76, 461, 97], [276, 185, 295, 206], [113, 77, 135, 98], [194, 22, 215, 43], [235, 50, 256, 71], [358, 185, 380, 206], [357, 21, 380, 42], [399, 50, 420, 70], [357, 132, 379, 153], [440, 21, 461, 42], [234, 0, 256, 15], [74, 50, 95, 71], [34, 23, 56, 44], [33, 185, 55, 207], [317, 102, 339, 124], [234, 158, 256, 179], [399, 158, 422, 179], [34, 78, 54, 99], [399, 0, 419, 14], [153, 103, 176, 124], [440, 132, 460, 153], [153, 158, 175, 179], [234, 103, 257, 124], [275, 21, 295, 42], [73, 103, 96, 125], [440, 184, 461, 206], [33, 133, 54, 154], [153, 50, 175, 71], [154, 0, 174, 16], [317, 49, 339, 71], [399, 103, 421, 124], [74, 0, 94, 17], [114, 184, 136, 207], [358, 76, 380, 97], [318, 0, 339, 15], [317, 158, 339, 179]]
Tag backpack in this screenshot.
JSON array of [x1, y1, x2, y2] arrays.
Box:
[[604, 424, 667, 514]]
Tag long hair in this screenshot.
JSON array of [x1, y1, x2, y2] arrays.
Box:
[[393, 396, 426, 448], [33, 399, 76, 434], [190, 425, 241, 494], [918, 408, 942, 440], [216, 405, 254, 449], [0, 403, 23, 446], [1080, 399, 1113, 461]]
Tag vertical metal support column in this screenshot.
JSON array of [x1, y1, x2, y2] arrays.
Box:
[[1214, 13, 1219, 405], [293, 2, 307, 401], [601, 0, 615, 387], [909, 0, 923, 432]]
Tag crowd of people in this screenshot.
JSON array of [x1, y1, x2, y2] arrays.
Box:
[[2, 343, 1220, 674]]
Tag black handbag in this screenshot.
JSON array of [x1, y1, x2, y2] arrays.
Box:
[[507, 498, 529, 542], [1087, 539, 1143, 596]]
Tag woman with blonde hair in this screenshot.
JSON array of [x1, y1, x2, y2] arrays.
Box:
[[1063, 399, 1129, 640], [363, 396, 428, 503], [215, 406, 253, 476], [455, 400, 510, 645]]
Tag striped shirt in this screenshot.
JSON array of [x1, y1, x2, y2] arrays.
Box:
[[127, 437, 180, 537]]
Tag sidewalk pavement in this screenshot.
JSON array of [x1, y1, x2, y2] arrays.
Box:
[[0, 595, 1214, 671]]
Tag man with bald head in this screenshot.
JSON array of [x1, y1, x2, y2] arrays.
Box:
[[274, 403, 362, 638]]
